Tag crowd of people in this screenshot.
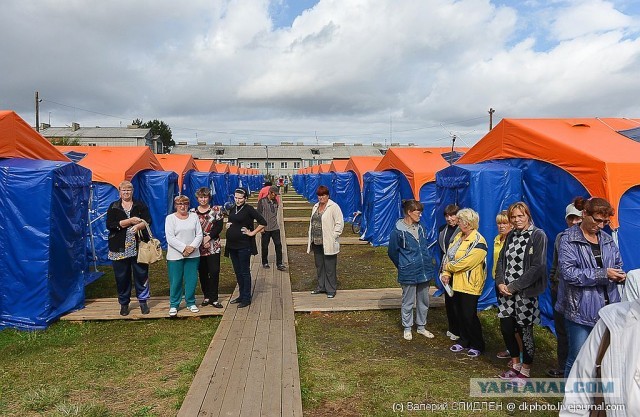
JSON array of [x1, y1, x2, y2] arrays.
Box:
[[386, 196, 633, 402], [106, 179, 636, 412]]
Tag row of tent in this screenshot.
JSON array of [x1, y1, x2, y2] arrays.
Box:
[[0, 110, 263, 330], [293, 118, 640, 332]]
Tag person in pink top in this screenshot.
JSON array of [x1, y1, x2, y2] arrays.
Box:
[[257, 181, 281, 203]]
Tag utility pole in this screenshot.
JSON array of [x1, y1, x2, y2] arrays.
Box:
[[265, 145, 269, 177], [35, 91, 40, 132], [450, 134, 457, 165], [488, 108, 495, 130]]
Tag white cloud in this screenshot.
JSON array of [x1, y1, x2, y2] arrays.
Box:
[[0, 0, 638, 145]]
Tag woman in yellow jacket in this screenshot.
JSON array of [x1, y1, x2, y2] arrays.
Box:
[[440, 208, 488, 357]]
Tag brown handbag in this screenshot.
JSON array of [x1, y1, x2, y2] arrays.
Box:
[[137, 221, 163, 264]]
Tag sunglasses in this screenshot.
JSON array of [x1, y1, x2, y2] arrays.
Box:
[[589, 215, 610, 226]]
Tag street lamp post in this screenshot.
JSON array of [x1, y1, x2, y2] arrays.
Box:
[[265, 145, 269, 178]]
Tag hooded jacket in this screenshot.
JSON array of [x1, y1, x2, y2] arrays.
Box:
[[555, 224, 623, 326], [388, 219, 437, 285]]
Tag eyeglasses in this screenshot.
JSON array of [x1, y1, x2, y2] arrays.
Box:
[[589, 215, 610, 226], [176, 203, 189, 206]]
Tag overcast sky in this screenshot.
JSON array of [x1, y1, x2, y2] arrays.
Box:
[[1, 0, 639, 147]]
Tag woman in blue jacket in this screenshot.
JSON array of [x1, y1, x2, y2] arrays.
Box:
[[388, 200, 437, 341], [556, 197, 625, 377]]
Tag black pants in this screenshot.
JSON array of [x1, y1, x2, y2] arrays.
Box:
[[312, 243, 337, 295], [501, 317, 535, 365], [453, 292, 485, 352], [445, 277, 459, 336], [261, 229, 283, 266], [198, 253, 221, 301], [551, 287, 568, 370]]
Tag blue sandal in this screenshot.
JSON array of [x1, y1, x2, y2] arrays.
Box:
[[450, 344, 464, 353]]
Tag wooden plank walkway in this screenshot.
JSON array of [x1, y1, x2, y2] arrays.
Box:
[[178, 202, 303, 417], [292, 287, 444, 312]]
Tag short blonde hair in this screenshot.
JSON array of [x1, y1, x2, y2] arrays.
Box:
[[496, 210, 509, 224], [118, 180, 133, 190], [174, 195, 190, 205], [457, 208, 479, 230]]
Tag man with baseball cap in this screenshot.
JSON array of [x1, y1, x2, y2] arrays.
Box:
[[547, 201, 583, 377], [257, 185, 286, 271]]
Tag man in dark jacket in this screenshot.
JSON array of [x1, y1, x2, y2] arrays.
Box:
[[437, 204, 461, 340]]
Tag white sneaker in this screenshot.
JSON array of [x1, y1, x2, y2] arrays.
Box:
[[403, 329, 412, 341], [168, 307, 178, 317], [446, 331, 460, 341], [188, 305, 200, 313], [417, 328, 434, 338]]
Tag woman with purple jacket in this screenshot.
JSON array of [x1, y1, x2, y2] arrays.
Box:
[[556, 197, 625, 377]]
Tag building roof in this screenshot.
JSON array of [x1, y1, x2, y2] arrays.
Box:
[[171, 144, 387, 160], [41, 126, 152, 139]]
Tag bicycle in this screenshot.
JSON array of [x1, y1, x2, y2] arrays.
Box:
[[351, 210, 362, 235]]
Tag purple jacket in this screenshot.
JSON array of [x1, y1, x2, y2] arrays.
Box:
[[555, 224, 623, 326]]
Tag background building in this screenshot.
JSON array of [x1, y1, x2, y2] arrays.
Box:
[[40, 123, 161, 153]]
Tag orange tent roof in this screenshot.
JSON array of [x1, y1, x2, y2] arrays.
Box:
[[215, 163, 230, 174], [309, 165, 321, 174], [0, 110, 69, 162], [56, 146, 162, 187], [345, 156, 384, 189], [329, 160, 349, 172], [157, 154, 197, 188], [375, 147, 466, 198], [194, 159, 216, 172], [457, 118, 640, 227], [317, 163, 331, 173], [228, 165, 240, 174]]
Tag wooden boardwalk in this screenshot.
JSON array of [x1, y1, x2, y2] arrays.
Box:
[[178, 204, 303, 417]]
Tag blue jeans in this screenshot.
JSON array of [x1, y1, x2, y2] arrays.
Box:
[[564, 318, 594, 377], [229, 247, 253, 303], [112, 256, 150, 305]]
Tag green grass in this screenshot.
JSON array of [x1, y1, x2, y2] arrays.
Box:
[[288, 244, 398, 292], [85, 252, 239, 299], [284, 208, 313, 218], [297, 309, 559, 417], [0, 318, 218, 416]]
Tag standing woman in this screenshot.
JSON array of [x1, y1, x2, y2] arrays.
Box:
[[107, 180, 152, 316], [191, 187, 224, 308], [440, 208, 488, 357], [556, 197, 624, 377], [226, 188, 266, 308], [495, 202, 548, 382], [493, 210, 520, 360], [165, 195, 203, 317], [307, 185, 344, 298], [388, 200, 437, 341], [438, 204, 461, 341]]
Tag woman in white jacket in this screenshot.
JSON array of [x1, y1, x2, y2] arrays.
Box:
[[561, 298, 640, 416], [307, 185, 344, 298]]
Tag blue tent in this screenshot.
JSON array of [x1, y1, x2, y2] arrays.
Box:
[[87, 182, 119, 265], [361, 170, 413, 246], [333, 171, 361, 222], [431, 163, 523, 310], [433, 159, 589, 330], [619, 185, 640, 271], [305, 174, 320, 203], [131, 170, 179, 248], [318, 172, 333, 191], [0, 158, 91, 330]]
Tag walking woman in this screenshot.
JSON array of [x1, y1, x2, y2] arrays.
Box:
[[165, 195, 203, 317], [191, 187, 224, 308], [440, 208, 488, 357], [495, 201, 548, 382], [556, 197, 624, 377], [307, 185, 344, 298], [388, 200, 437, 341], [106, 180, 152, 316], [226, 187, 266, 308]]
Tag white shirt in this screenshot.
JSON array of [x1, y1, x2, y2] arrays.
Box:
[[165, 213, 203, 261]]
